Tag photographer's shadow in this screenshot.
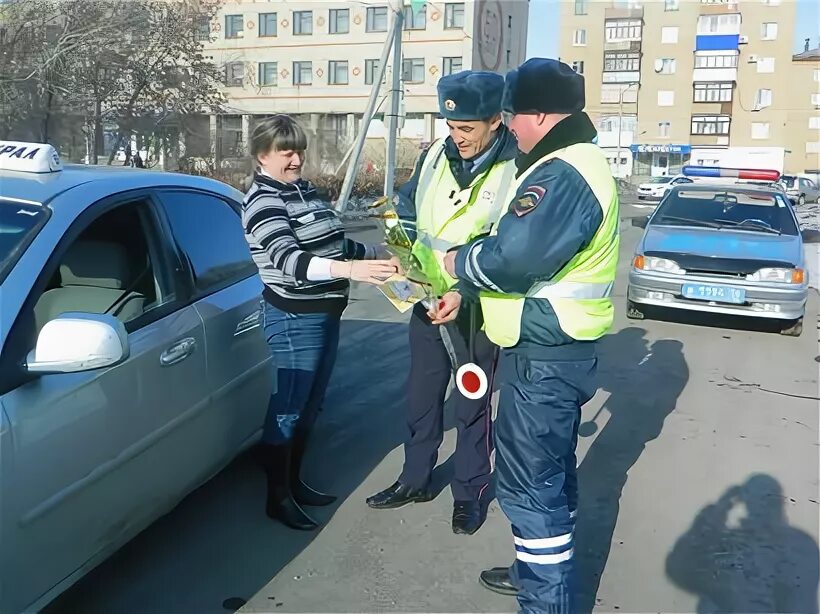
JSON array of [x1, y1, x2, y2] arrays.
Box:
[[666, 474, 819, 613]]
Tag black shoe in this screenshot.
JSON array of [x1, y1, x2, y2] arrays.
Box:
[[260, 444, 319, 531], [365, 481, 434, 509], [479, 566, 517, 596], [291, 431, 337, 507], [452, 500, 486, 535]]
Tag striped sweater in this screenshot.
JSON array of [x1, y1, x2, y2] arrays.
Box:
[[242, 172, 371, 315]]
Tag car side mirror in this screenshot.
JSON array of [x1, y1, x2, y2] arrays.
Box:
[[26, 313, 129, 375], [631, 215, 649, 229], [801, 229, 820, 244]]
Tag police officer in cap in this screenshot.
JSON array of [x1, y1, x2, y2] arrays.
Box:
[[443, 58, 620, 611], [366, 70, 518, 535]]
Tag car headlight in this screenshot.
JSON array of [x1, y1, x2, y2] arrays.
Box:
[[747, 267, 805, 284], [633, 255, 685, 274]]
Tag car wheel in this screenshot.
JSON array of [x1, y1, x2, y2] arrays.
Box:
[[797, 194, 806, 206], [780, 318, 803, 337], [626, 299, 645, 320]]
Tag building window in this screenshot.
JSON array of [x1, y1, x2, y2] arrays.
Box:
[[443, 57, 463, 76], [605, 19, 642, 42], [259, 13, 277, 37], [224, 62, 244, 87], [658, 58, 677, 74], [196, 17, 211, 41], [404, 4, 426, 30], [365, 59, 381, 84], [659, 122, 671, 138], [763, 0, 781, 5], [294, 11, 313, 35], [572, 61, 585, 74], [694, 53, 738, 68], [691, 115, 730, 135], [814, 69, 820, 82], [756, 57, 775, 73], [367, 6, 388, 32], [661, 26, 679, 44], [573, 29, 587, 46], [761, 22, 778, 40], [402, 58, 425, 83], [293, 61, 312, 85], [694, 82, 733, 102], [813, 93, 820, 107], [328, 60, 349, 85], [807, 142, 820, 154], [225, 15, 243, 38], [329, 8, 349, 34], [445, 3, 465, 29], [665, 0, 680, 9], [658, 91, 675, 106], [604, 51, 640, 72], [751, 122, 770, 139], [810, 117, 820, 130], [575, 0, 587, 15], [697, 14, 741, 35], [755, 88, 773, 109], [259, 62, 277, 86]]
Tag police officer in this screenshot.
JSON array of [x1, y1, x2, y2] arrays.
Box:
[[443, 59, 620, 611], [366, 70, 518, 535]]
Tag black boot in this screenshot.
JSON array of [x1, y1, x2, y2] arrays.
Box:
[[260, 443, 319, 530], [479, 566, 518, 596], [291, 431, 337, 507]]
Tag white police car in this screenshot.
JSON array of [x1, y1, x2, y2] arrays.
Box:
[[0, 142, 273, 612]]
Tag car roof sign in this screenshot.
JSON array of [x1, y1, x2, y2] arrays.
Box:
[[0, 141, 62, 173]]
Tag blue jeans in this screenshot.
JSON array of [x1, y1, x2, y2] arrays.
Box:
[[262, 303, 341, 445]]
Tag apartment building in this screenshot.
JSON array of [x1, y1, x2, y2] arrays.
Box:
[[199, 0, 529, 158], [560, 0, 815, 178]]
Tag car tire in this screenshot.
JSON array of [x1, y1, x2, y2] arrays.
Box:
[[797, 194, 806, 206], [780, 318, 803, 337], [626, 299, 645, 320]]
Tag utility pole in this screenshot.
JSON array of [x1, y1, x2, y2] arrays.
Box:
[[384, 1, 404, 200], [616, 83, 637, 179]]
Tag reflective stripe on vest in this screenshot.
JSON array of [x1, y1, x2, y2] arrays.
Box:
[[411, 139, 517, 296], [480, 142, 620, 347]]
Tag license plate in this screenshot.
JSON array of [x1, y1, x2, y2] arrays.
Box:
[[682, 283, 746, 304]]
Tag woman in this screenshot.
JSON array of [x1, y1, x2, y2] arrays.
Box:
[[243, 115, 396, 530]]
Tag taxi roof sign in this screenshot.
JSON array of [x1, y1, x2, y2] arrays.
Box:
[[0, 141, 62, 173]]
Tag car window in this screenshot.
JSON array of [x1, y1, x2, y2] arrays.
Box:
[[652, 189, 799, 235], [0, 201, 49, 285], [31, 199, 176, 335], [157, 190, 256, 295]]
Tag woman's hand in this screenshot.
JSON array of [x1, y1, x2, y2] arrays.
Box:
[[331, 260, 398, 285], [389, 255, 405, 276], [428, 291, 462, 324]]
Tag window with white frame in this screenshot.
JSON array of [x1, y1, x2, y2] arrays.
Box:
[[225, 14, 243, 38], [605, 19, 642, 42], [365, 59, 381, 85], [659, 121, 671, 137], [665, 0, 680, 9], [443, 57, 463, 76], [224, 62, 244, 86], [661, 26, 679, 43], [575, 0, 587, 15], [574, 29, 587, 46], [694, 53, 738, 68], [604, 51, 640, 72], [751, 122, 770, 139], [572, 61, 585, 74], [403, 4, 426, 30], [761, 22, 778, 40], [810, 117, 820, 130], [691, 115, 731, 135], [328, 60, 348, 84], [259, 62, 277, 87], [259, 13, 277, 37], [329, 8, 349, 34], [763, 0, 781, 5], [445, 3, 465, 29], [694, 82, 733, 102], [366, 7, 388, 32], [402, 58, 425, 83], [293, 61, 312, 85], [294, 11, 313, 35], [659, 58, 677, 74], [697, 14, 741, 34], [658, 91, 675, 106], [757, 57, 775, 73], [807, 142, 820, 154], [814, 69, 820, 82], [813, 93, 820, 107], [755, 88, 773, 109]]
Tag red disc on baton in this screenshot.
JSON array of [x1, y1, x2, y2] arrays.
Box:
[[456, 363, 488, 399]]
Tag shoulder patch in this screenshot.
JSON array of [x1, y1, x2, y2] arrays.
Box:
[[513, 185, 547, 217]]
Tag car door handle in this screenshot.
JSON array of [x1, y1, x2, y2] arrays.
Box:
[[160, 338, 196, 367]]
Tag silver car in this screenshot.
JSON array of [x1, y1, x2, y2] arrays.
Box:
[[0, 143, 272, 612], [627, 183, 819, 336], [779, 174, 820, 206]]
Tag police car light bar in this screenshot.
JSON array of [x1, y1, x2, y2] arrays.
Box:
[[682, 166, 780, 182], [0, 141, 62, 173]]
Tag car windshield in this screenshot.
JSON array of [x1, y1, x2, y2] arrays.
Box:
[[651, 189, 798, 236], [0, 200, 49, 285], [647, 177, 671, 184], [779, 176, 797, 188]]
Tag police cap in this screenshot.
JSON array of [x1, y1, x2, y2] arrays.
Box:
[[501, 58, 585, 115], [437, 70, 504, 121]]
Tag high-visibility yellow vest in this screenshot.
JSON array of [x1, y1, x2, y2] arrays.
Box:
[[479, 142, 620, 347], [410, 138, 517, 297]]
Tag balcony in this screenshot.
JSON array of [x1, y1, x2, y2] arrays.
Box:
[[692, 67, 738, 82], [691, 134, 730, 146], [603, 71, 641, 84], [605, 40, 642, 52], [605, 7, 643, 19], [699, 2, 740, 14]]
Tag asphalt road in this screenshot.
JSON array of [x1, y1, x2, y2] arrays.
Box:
[[47, 198, 820, 614]]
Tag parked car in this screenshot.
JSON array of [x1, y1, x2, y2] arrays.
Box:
[[628, 179, 818, 336], [637, 174, 694, 201], [0, 142, 273, 613], [778, 174, 820, 206]]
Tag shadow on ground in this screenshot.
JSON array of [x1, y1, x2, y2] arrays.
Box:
[[575, 327, 689, 612], [666, 474, 819, 613], [45, 318, 410, 614]]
